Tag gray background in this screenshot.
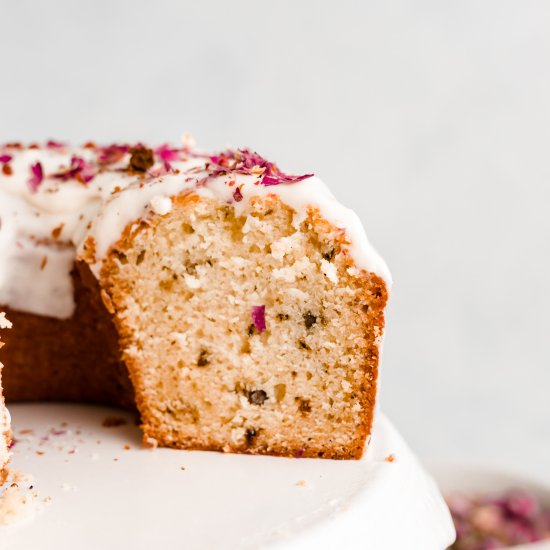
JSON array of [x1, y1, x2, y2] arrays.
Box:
[[1, 1, 548, 480]]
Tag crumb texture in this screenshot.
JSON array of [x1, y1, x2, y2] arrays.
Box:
[[102, 195, 387, 459], [0, 474, 36, 525], [0, 314, 11, 472]]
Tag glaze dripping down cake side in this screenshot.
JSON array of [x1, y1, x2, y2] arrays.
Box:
[[0, 141, 391, 459]]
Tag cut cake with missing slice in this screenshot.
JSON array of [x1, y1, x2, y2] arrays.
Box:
[[0, 143, 391, 459]]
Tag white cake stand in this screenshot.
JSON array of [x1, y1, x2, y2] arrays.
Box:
[[0, 404, 455, 550]]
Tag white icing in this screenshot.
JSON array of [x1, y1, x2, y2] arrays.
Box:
[[0, 143, 391, 319], [149, 195, 173, 216]]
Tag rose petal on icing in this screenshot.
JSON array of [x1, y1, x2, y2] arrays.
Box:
[[98, 144, 129, 165], [52, 156, 96, 184], [28, 162, 43, 192], [155, 144, 180, 163], [261, 175, 279, 186], [207, 149, 314, 187], [46, 140, 65, 148], [0, 154, 12, 164]]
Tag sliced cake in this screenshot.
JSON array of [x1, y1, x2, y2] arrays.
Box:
[[0, 142, 391, 459]]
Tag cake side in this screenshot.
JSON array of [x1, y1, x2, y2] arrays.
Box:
[[0, 272, 135, 409], [90, 194, 388, 459]]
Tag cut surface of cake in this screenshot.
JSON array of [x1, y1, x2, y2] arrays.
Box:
[[0, 141, 391, 459], [0, 312, 12, 477]]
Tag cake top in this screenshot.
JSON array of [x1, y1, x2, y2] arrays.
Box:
[[0, 138, 391, 318], [0, 139, 314, 192]]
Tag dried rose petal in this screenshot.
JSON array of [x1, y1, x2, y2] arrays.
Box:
[[46, 140, 65, 148], [509, 518, 539, 544], [504, 490, 539, 519], [148, 164, 172, 178], [261, 175, 280, 186], [28, 162, 44, 192], [52, 156, 95, 184], [447, 489, 550, 550], [98, 144, 129, 165], [155, 144, 180, 163], [155, 144, 181, 172], [447, 493, 474, 519], [233, 186, 243, 202], [480, 538, 505, 549], [207, 148, 313, 187], [251, 305, 266, 333], [0, 154, 12, 164]]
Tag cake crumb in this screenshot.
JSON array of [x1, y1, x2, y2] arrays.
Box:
[[0, 313, 12, 329], [0, 469, 37, 526], [11, 471, 33, 484], [385, 453, 396, 463], [320, 259, 338, 283], [143, 435, 158, 449], [0, 483, 36, 525], [102, 416, 127, 428]]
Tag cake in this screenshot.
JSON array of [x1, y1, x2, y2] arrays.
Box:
[[0, 140, 391, 459], [0, 312, 11, 478]]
